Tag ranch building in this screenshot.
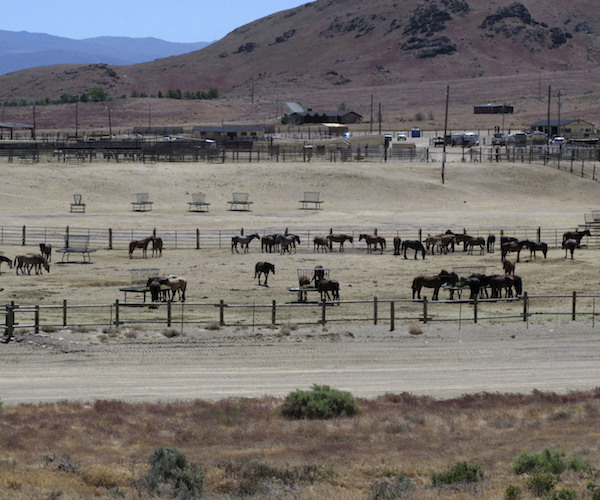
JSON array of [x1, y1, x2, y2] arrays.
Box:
[[191, 125, 273, 142], [473, 104, 514, 114], [529, 119, 596, 139], [288, 109, 362, 125]]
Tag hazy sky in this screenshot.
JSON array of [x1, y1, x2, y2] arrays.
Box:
[[1, 0, 310, 43]]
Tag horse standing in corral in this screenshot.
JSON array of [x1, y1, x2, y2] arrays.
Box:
[[486, 234, 496, 253], [401, 240, 426, 259], [151, 237, 163, 257], [231, 233, 260, 253], [261, 234, 279, 253], [501, 240, 527, 263], [277, 233, 300, 254], [523, 240, 548, 259], [563, 239, 578, 259], [39, 243, 52, 262], [317, 279, 340, 302], [129, 236, 154, 259], [466, 236, 486, 255], [326, 233, 353, 252], [14, 254, 50, 275], [411, 270, 458, 300], [165, 276, 187, 301], [502, 259, 515, 275], [313, 236, 329, 253], [0, 255, 13, 273], [254, 261, 275, 286], [489, 274, 522, 298], [359, 234, 386, 254], [424, 235, 440, 254], [147, 278, 167, 302], [562, 229, 590, 248], [393, 236, 402, 255]]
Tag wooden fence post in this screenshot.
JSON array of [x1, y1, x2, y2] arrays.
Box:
[[196, 229, 200, 250], [5, 301, 15, 339], [63, 299, 67, 327], [390, 301, 395, 331], [572, 291, 577, 321], [321, 299, 327, 325], [22, 225, 26, 246], [65, 226, 70, 248], [34, 305, 39, 334], [522, 292, 528, 322], [219, 300, 225, 326], [537, 227, 541, 242], [422, 297, 428, 324], [473, 296, 478, 324], [167, 300, 172, 327], [373, 296, 378, 325], [108, 228, 113, 250], [114, 299, 119, 328], [271, 300, 276, 325]]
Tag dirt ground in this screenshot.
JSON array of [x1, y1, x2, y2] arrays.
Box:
[[1, 157, 600, 405]]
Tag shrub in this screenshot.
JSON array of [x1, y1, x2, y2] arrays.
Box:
[[372, 473, 416, 498], [587, 482, 600, 500], [144, 446, 205, 499], [280, 384, 359, 419], [431, 461, 484, 487], [513, 448, 567, 476], [546, 488, 578, 500], [526, 472, 557, 496], [505, 484, 522, 499]]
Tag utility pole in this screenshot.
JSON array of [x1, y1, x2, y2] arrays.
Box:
[[557, 90, 561, 138], [378, 103, 382, 135], [546, 85, 551, 145], [442, 85, 449, 185], [75, 100, 79, 140]]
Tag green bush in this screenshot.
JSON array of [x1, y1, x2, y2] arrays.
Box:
[[372, 473, 415, 498], [431, 461, 483, 487], [587, 482, 600, 500], [513, 448, 567, 476], [505, 484, 522, 499], [280, 384, 359, 419], [144, 446, 205, 499], [526, 472, 557, 497], [546, 488, 578, 500]]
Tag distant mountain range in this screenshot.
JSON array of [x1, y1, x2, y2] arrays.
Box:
[[0, 30, 211, 75]]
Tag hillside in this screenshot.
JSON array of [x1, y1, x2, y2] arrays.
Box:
[[1, 0, 600, 129]]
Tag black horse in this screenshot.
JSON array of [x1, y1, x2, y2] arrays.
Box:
[[317, 279, 340, 301], [254, 261, 275, 286], [401, 240, 426, 259]]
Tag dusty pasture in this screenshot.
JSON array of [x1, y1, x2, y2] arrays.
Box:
[[1, 158, 600, 405]]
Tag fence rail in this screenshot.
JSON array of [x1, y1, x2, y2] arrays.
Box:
[[1, 224, 598, 251], [2, 292, 599, 339]]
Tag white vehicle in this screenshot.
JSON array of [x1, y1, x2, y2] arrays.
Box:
[[397, 132, 407, 141], [552, 136, 565, 145]]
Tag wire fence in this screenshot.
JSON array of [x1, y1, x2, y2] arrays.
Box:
[[2, 291, 599, 338]]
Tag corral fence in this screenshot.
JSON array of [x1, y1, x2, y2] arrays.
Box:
[[2, 292, 600, 338], [1, 225, 599, 252]]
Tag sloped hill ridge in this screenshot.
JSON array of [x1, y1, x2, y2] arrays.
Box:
[[0, 0, 599, 125]]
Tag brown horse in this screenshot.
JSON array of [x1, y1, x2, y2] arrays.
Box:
[[313, 236, 329, 253], [393, 236, 402, 255], [466, 236, 486, 255], [232, 233, 260, 253], [254, 261, 275, 286], [501, 240, 527, 262], [359, 234, 386, 254], [0, 255, 13, 273], [14, 254, 50, 275], [327, 233, 353, 252], [411, 270, 457, 300], [151, 237, 163, 257], [523, 240, 548, 259], [489, 274, 522, 298], [402, 240, 426, 259], [129, 236, 153, 259], [502, 259, 515, 275], [564, 239, 578, 259], [317, 279, 340, 301], [562, 229, 590, 248], [261, 234, 279, 253], [39, 243, 52, 262], [486, 234, 496, 253]]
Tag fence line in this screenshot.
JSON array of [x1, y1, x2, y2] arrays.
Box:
[[1, 224, 597, 251], [1, 292, 599, 338]]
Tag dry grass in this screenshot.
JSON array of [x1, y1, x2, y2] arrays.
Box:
[[1, 391, 600, 498]]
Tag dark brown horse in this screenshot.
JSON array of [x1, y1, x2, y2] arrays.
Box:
[[466, 236, 486, 255], [151, 237, 163, 257], [317, 279, 340, 301], [523, 240, 547, 259], [562, 229, 590, 248], [500, 240, 527, 262], [393, 236, 402, 255], [327, 233, 353, 252], [0, 255, 13, 273], [313, 236, 329, 253], [359, 234, 386, 254], [261, 234, 279, 253], [563, 239, 578, 259], [486, 234, 496, 253], [402, 240, 426, 259], [411, 270, 457, 300], [254, 261, 275, 286], [129, 236, 153, 259], [489, 274, 522, 298], [502, 259, 515, 275], [39, 243, 52, 262]]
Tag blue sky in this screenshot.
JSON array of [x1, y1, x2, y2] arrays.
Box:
[[1, 1, 310, 43]]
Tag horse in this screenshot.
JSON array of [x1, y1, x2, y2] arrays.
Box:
[[0, 255, 13, 273], [277, 233, 300, 254], [231, 233, 260, 253], [151, 237, 163, 257], [14, 254, 50, 275], [39, 243, 52, 262], [254, 262, 275, 286], [261, 234, 279, 253], [501, 240, 527, 262], [563, 239, 578, 259], [562, 229, 590, 248], [147, 278, 167, 302], [445, 231, 473, 252], [424, 235, 440, 254], [401, 240, 426, 259], [466, 236, 486, 255], [486, 234, 496, 253], [489, 274, 522, 298], [359, 234, 386, 254], [129, 236, 153, 259], [327, 233, 353, 252], [502, 259, 515, 275], [393, 236, 402, 255], [411, 270, 457, 300], [165, 276, 187, 301], [523, 240, 548, 259], [468, 273, 492, 300], [313, 236, 329, 253], [317, 279, 340, 302]]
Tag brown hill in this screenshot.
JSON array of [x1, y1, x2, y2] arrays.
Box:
[[2, 0, 600, 130]]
